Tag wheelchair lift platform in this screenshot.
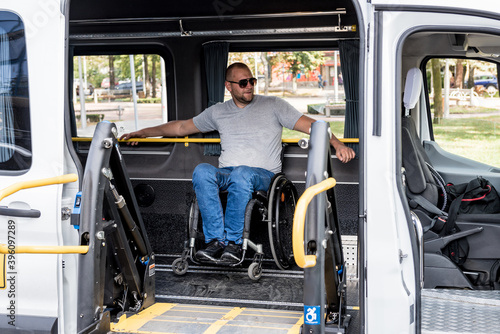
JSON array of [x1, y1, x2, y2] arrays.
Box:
[[109, 253, 361, 334], [110, 303, 304, 334], [105, 252, 500, 334]]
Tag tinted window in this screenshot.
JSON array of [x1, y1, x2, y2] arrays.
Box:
[[72, 54, 166, 137], [425, 58, 499, 167], [0, 11, 31, 173], [228, 51, 347, 140]]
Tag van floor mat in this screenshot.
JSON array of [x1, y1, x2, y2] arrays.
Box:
[[155, 255, 304, 310]]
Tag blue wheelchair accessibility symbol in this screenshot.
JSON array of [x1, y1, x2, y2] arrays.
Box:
[[304, 305, 321, 325]]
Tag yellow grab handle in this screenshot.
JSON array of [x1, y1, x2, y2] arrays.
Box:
[[292, 177, 337, 268], [73, 137, 359, 144], [0, 174, 78, 202], [0, 244, 89, 254]]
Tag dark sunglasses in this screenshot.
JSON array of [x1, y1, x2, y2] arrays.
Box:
[[226, 77, 257, 88]]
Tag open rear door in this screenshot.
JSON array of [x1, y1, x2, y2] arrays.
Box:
[[0, 1, 82, 333]]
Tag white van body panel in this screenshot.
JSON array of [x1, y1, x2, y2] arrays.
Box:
[[364, 5, 500, 332], [1, 0, 500, 333], [370, 0, 500, 11], [0, 1, 79, 333]]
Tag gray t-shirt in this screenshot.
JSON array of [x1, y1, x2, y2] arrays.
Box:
[[193, 95, 303, 173]]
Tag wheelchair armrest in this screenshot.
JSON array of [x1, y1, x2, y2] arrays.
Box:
[[253, 190, 268, 202], [425, 227, 483, 254]]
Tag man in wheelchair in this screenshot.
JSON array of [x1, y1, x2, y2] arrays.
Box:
[[121, 62, 355, 264]]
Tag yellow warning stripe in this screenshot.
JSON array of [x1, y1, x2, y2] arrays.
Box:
[[111, 303, 176, 332], [288, 314, 304, 334], [241, 309, 302, 315], [173, 304, 233, 310], [165, 309, 229, 315], [240, 313, 302, 319], [141, 318, 214, 325], [222, 323, 293, 330], [203, 307, 245, 334]]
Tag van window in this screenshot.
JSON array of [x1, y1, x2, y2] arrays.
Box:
[[228, 51, 347, 140], [424, 58, 500, 167], [72, 54, 166, 137], [0, 12, 31, 173]]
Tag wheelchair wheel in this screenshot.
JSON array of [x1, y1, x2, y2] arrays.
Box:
[[268, 175, 297, 270], [172, 257, 189, 275], [248, 262, 263, 281], [187, 197, 205, 260]]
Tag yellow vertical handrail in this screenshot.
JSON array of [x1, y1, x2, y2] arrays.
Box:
[[0, 174, 78, 202], [292, 177, 336, 268]]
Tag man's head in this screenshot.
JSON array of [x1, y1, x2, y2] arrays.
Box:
[[225, 62, 257, 108]]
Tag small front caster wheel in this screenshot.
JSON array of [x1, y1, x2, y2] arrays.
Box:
[[172, 258, 188, 275], [248, 262, 262, 281]]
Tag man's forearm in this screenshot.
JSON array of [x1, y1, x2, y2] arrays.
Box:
[[142, 121, 181, 137], [329, 135, 343, 150]]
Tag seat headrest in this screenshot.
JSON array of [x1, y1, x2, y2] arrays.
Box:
[[403, 68, 423, 112]]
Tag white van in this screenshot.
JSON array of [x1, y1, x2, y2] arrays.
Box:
[[1, 1, 499, 333]]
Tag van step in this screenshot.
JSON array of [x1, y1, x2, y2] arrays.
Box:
[[422, 289, 500, 333]]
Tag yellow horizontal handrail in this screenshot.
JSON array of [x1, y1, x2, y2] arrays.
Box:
[[292, 177, 337, 269], [0, 174, 78, 202], [72, 137, 359, 144], [0, 244, 89, 254]]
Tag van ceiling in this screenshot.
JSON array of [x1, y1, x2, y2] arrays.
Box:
[[404, 32, 500, 63], [68, 0, 359, 42]]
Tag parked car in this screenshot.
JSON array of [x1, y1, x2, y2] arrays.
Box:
[[114, 81, 144, 94], [101, 77, 118, 89], [473, 74, 497, 89]]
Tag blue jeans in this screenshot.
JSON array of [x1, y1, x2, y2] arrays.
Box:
[[192, 163, 274, 245]]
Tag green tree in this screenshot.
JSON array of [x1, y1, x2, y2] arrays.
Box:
[[431, 58, 443, 124], [455, 59, 464, 89], [269, 51, 324, 93], [466, 60, 475, 89], [144, 55, 150, 96], [151, 55, 159, 98]]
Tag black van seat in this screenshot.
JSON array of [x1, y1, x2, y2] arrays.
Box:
[[402, 115, 500, 289]]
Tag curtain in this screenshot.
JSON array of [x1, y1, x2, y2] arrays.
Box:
[[202, 42, 229, 156], [0, 26, 14, 162], [338, 40, 359, 155]]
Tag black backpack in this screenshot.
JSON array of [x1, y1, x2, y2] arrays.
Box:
[[441, 176, 500, 265]]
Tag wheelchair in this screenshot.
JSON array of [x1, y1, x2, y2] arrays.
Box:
[[172, 173, 298, 280]]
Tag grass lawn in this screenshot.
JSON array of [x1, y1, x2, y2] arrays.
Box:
[[433, 115, 500, 167], [448, 105, 498, 114], [284, 109, 499, 168]]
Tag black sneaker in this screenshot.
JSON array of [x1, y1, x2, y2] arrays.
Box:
[[195, 240, 224, 262], [220, 242, 242, 264]]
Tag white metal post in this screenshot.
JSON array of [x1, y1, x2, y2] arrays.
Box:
[[334, 50, 339, 102], [444, 59, 450, 118], [78, 56, 87, 129], [160, 57, 168, 123], [130, 55, 139, 130]]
